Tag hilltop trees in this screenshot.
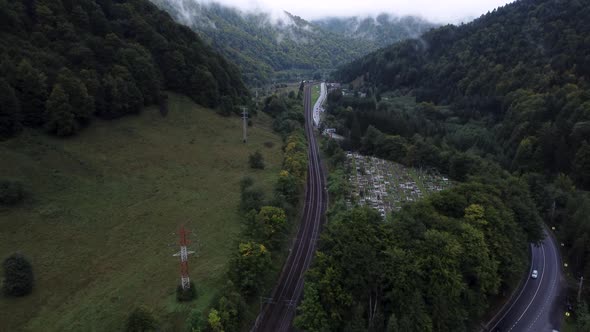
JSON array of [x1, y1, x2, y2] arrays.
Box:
[[14, 60, 47, 127], [0, 79, 20, 138], [334, 0, 590, 190], [0, 0, 248, 138], [45, 84, 78, 136]]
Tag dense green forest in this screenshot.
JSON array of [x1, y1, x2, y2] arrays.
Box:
[[296, 187, 538, 331], [0, 0, 248, 138], [324, 0, 590, 326], [148, 0, 435, 86], [335, 0, 590, 189], [294, 117, 543, 331]]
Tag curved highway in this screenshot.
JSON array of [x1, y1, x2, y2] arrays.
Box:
[[252, 84, 327, 332], [486, 229, 564, 332]]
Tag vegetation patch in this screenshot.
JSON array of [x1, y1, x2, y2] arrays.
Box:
[[0, 179, 26, 206]]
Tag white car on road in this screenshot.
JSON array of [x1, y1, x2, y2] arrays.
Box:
[[531, 269, 538, 279]]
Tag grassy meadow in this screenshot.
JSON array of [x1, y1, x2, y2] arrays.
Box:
[[0, 94, 283, 331]]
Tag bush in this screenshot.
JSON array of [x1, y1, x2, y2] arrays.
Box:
[[185, 308, 204, 332], [240, 187, 265, 212], [2, 253, 34, 297], [239, 176, 254, 192], [248, 151, 265, 169], [229, 242, 271, 297], [0, 179, 26, 205], [126, 306, 158, 332], [176, 281, 197, 302]]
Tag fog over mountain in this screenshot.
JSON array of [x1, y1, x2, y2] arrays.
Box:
[[150, 0, 437, 85], [172, 0, 515, 23], [313, 14, 436, 47]]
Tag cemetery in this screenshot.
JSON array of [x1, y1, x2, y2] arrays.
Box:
[[345, 152, 452, 218]]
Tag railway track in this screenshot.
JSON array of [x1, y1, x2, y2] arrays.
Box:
[[252, 84, 327, 332]]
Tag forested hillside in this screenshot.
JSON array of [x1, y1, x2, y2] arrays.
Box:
[[149, 0, 372, 85], [330, 0, 590, 323], [336, 0, 590, 188], [0, 0, 248, 138], [313, 14, 436, 49], [149, 1, 435, 85]]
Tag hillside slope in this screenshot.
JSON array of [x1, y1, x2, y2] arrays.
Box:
[[336, 0, 590, 188], [0, 0, 247, 138], [0, 94, 283, 331]]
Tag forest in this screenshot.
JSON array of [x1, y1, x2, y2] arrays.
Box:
[[335, 0, 590, 190], [295, 120, 544, 331], [0, 0, 248, 138], [318, 0, 590, 328]]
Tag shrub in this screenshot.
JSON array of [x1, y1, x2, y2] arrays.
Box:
[[2, 253, 34, 297], [176, 281, 197, 302], [185, 308, 204, 332], [239, 187, 264, 212], [207, 309, 223, 332], [229, 242, 271, 297], [0, 179, 26, 205], [239, 176, 254, 192], [248, 151, 265, 169], [126, 306, 158, 332]]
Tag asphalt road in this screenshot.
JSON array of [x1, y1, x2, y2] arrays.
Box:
[[252, 84, 327, 332], [487, 229, 564, 332]]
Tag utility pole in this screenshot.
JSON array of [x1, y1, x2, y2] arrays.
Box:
[[242, 107, 248, 143], [578, 276, 584, 302], [172, 225, 194, 290]]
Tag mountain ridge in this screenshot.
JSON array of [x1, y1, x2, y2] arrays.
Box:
[[149, 0, 436, 85], [335, 0, 590, 187]]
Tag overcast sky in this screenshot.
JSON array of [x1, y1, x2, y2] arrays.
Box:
[[204, 0, 516, 23]]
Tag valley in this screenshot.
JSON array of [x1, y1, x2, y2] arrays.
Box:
[[1, 0, 589, 331]]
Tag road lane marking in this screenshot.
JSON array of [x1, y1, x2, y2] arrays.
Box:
[[489, 244, 535, 331], [509, 244, 546, 331], [528, 234, 560, 330]]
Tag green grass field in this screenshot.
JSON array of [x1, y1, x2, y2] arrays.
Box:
[[0, 94, 283, 331]]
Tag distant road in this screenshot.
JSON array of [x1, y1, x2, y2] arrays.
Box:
[[252, 84, 327, 331], [312, 82, 326, 127], [485, 229, 564, 332]]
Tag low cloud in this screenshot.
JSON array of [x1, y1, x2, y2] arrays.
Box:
[[198, 0, 516, 23]]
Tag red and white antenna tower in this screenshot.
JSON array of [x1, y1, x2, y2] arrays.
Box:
[[177, 225, 191, 290]]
